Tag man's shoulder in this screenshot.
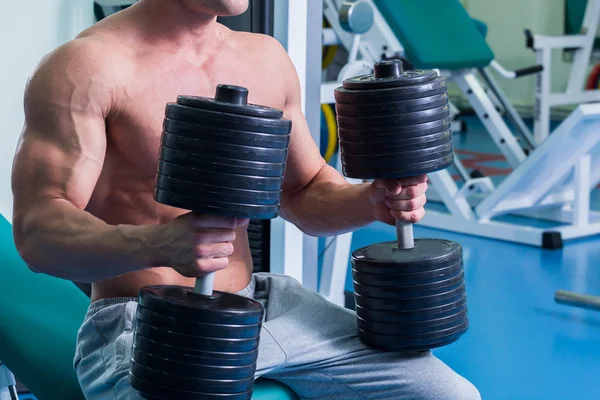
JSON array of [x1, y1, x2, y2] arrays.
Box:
[[229, 31, 288, 59], [34, 34, 131, 83]]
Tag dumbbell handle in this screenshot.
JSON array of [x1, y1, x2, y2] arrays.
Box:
[[194, 273, 216, 296], [395, 219, 415, 250]]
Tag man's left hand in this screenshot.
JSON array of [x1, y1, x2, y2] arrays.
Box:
[[368, 175, 428, 225]]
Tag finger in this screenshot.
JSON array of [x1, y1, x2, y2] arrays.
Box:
[[196, 228, 236, 244], [382, 175, 428, 193], [385, 193, 427, 212], [236, 218, 250, 228], [372, 179, 388, 189], [194, 257, 230, 275], [391, 207, 425, 223], [196, 242, 235, 259], [380, 179, 403, 195], [385, 182, 428, 200], [190, 213, 238, 229]]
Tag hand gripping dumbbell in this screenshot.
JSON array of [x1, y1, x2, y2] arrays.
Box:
[[334, 59, 469, 352], [128, 85, 291, 399]]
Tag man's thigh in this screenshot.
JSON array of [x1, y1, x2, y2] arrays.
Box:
[[255, 273, 480, 400], [73, 298, 145, 400]]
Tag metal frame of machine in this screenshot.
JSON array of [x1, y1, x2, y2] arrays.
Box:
[[530, 0, 600, 143]]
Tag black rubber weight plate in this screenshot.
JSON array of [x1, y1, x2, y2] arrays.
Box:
[[129, 373, 253, 400], [154, 188, 280, 219], [133, 334, 259, 367], [353, 285, 466, 311], [343, 69, 438, 90], [135, 320, 260, 353], [357, 309, 467, 335], [335, 93, 448, 118], [166, 103, 292, 135], [132, 347, 256, 380], [340, 142, 453, 167], [352, 261, 463, 287], [158, 150, 285, 178], [358, 320, 469, 352], [339, 129, 451, 155], [130, 359, 255, 394], [158, 159, 284, 191], [336, 105, 450, 130], [139, 286, 263, 325], [338, 118, 450, 143], [342, 153, 454, 179], [356, 297, 467, 323], [155, 174, 281, 206], [161, 133, 288, 163], [136, 306, 262, 339], [164, 119, 290, 149], [334, 77, 447, 105], [177, 94, 283, 119], [352, 239, 463, 272], [352, 271, 465, 299]]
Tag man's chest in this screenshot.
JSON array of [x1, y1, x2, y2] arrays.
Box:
[[106, 63, 286, 170]]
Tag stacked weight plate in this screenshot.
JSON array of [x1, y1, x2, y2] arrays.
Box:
[[155, 85, 291, 219], [130, 287, 264, 400], [334, 59, 469, 352], [351, 240, 467, 351], [129, 84, 292, 399], [248, 220, 269, 273]]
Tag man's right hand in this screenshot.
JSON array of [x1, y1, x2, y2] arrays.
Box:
[[154, 213, 249, 278]]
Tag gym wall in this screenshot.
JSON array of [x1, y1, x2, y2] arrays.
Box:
[[0, 1, 95, 221], [461, 0, 577, 114]]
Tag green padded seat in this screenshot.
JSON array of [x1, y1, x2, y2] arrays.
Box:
[[372, 0, 495, 70], [0, 215, 297, 400]]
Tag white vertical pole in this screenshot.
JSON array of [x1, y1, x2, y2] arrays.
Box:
[[271, 0, 323, 290], [573, 154, 591, 227], [534, 47, 552, 143]]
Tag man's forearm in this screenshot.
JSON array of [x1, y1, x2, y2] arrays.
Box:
[[281, 164, 376, 237], [13, 199, 160, 282]]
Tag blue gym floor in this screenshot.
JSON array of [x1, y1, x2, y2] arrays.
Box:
[[16, 116, 600, 400]]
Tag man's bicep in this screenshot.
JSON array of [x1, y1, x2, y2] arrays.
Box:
[[12, 43, 111, 213], [277, 53, 327, 192]]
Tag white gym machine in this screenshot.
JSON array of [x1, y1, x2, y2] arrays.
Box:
[[527, 0, 600, 143]]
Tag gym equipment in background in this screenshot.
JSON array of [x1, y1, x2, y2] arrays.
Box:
[[526, 0, 600, 143], [334, 59, 468, 351], [315, 1, 600, 306], [129, 84, 292, 399], [0, 362, 17, 400]]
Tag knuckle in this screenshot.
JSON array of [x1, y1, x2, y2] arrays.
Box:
[[217, 257, 229, 269], [195, 258, 210, 272], [411, 212, 421, 223], [229, 229, 237, 241], [195, 244, 207, 258]]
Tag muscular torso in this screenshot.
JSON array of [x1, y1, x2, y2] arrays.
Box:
[[80, 12, 287, 301]]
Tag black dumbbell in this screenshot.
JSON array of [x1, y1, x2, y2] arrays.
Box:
[[334, 59, 469, 352], [129, 85, 292, 399]]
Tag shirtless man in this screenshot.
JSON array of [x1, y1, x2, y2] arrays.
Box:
[[11, 1, 480, 399]]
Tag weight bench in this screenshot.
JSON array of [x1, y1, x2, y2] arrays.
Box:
[[0, 215, 297, 399]]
